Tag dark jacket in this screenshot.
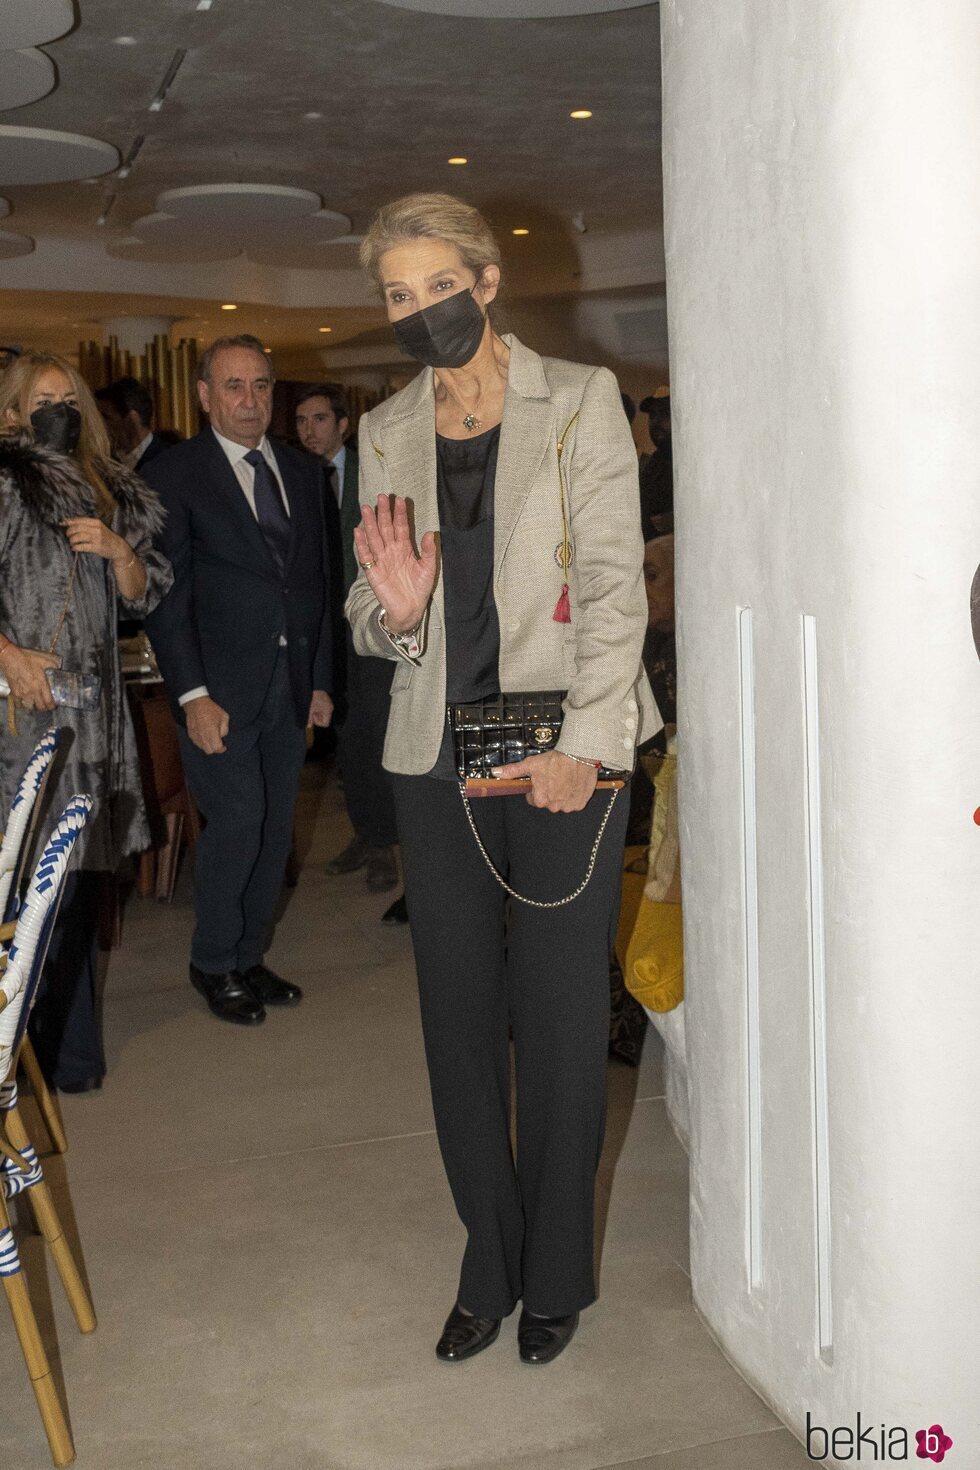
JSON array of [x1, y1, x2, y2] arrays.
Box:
[[0, 433, 173, 870], [337, 444, 361, 599], [134, 434, 169, 474], [143, 429, 333, 727]]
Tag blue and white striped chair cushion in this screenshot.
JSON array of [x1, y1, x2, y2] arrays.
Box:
[[0, 795, 93, 1082], [0, 726, 59, 925]]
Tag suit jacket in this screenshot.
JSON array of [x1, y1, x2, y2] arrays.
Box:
[[345, 334, 661, 775], [134, 434, 168, 474], [143, 429, 333, 727], [337, 444, 362, 599]]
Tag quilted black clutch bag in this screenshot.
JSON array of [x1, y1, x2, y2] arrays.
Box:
[[449, 691, 629, 790]]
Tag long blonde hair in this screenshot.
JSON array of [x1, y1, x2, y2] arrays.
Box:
[[0, 352, 115, 518]]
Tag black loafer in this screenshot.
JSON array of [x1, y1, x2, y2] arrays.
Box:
[[518, 1309, 579, 1365], [236, 963, 303, 1007], [58, 1076, 103, 1095], [325, 837, 368, 875], [435, 1303, 501, 1363], [190, 965, 266, 1026], [380, 894, 409, 926]]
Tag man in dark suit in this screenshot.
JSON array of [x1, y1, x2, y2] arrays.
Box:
[[144, 336, 334, 1025], [295, 384, 399, 898], [95, 377, 169, 474]]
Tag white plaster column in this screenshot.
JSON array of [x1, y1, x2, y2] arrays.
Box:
[[102, 316, 175, 355], [661, 0, 980, 1459]]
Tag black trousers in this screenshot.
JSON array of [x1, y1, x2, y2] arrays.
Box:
[[392, 773, 629, 1319], [179, 653, 306, 974], [337, 631, 397, 848], [28, 870, 103, 1089]]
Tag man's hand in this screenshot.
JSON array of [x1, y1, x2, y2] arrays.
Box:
[[185, 695, 230, 754], [0, 645, 60, 711], [308, 690, 333, 728], [492, 750, 598, 812]]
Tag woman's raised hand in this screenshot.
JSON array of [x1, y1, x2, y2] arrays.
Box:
[[353, 495, 438, 634]]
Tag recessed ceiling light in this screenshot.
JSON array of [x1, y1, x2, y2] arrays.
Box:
[[512, 228, 530, 236], [304, 111, 323, 121], [570, 109, 593, 120], [447, 157, 468, 166], [318, 326, 332, 333], [114, 36, 138, 46], [221, 303, 237, 311]]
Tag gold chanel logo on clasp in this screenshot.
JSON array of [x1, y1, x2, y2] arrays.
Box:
[[533, 726, 555, 746]]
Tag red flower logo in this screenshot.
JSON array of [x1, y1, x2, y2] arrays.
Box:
[[916, 1424, 953, 1462]]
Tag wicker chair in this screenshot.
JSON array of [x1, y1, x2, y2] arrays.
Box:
[[0, 795, 95, 1469], [0, 727, 69, 1156]]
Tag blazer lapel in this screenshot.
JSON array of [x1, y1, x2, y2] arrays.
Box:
[[494, 338, 555, 582], [378, 372, 439, 541]]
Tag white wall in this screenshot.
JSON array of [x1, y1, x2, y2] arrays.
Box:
[[662, 0, 980, 1460]]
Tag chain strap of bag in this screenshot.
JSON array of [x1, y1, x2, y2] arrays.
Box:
[[459, 781, 620, 908]]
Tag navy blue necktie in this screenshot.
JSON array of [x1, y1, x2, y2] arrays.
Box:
[[245, 448, 290, 573]]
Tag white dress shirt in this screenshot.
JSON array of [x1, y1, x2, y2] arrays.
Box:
[[178, 429, 289, 707]]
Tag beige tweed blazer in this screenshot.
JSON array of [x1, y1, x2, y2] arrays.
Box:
[[345, 334, 662, 775]]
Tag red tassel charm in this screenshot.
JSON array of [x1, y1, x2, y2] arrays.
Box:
[[553, 582, 571, 624]]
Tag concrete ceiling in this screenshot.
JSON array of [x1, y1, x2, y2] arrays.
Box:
[[0, 0, 664, 375]]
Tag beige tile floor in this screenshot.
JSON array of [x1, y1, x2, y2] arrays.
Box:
[[1, 767, 811, 1470]]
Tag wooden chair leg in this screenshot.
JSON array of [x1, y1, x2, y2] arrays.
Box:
[[2, 1096, 96, 1336], [155, 811, 184, 902], [19, 1039, 68, 1155], [0, 1198, 76, 1467]]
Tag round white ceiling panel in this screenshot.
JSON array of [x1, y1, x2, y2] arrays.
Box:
[[109, 212, 243, 264], [156, 184, 323, 226], [0, 0, 74, 50], [106, 234, 241, 266], [0, 49, 56, 111], [0, 127, 119, 185], [372, 0, 651, 14], [0, 228, 35, 260], [247, 209, 352, 248]]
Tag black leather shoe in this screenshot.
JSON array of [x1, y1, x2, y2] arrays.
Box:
[[366, 846, 399, 892], [190, 965, 265, 1026], [325, 837, 368, 876], [236, 964, 303, 1007], [435, 1303, 501, 1363], [518, 1309, 580, 1365], [381, 893, 408, 926], [58, 1076, 103, 1094]]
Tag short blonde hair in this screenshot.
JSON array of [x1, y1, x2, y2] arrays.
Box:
[[360, 193, 501, 289]]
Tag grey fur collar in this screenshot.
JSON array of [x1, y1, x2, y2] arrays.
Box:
[[0, 430, 165, 537]]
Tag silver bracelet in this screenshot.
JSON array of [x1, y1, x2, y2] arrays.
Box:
[[563, 750, 602, 770]]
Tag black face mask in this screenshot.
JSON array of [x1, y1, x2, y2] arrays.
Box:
[[30, 401, 83, 456], [392, 287, 487, 369]]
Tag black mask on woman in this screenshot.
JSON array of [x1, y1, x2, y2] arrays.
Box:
[[30, 401, 83, 456], [392, 286, 487, 369]]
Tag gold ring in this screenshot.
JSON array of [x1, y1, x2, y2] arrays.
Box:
[[359, 559, 377, 570]]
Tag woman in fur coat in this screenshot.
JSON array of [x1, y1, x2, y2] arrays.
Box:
[[0, 352, 173, 1091]]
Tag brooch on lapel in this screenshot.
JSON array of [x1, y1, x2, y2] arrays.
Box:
[[552, 411, 579, 624]]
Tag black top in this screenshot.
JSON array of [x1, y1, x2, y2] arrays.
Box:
[[428, 425, 502, 779]]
